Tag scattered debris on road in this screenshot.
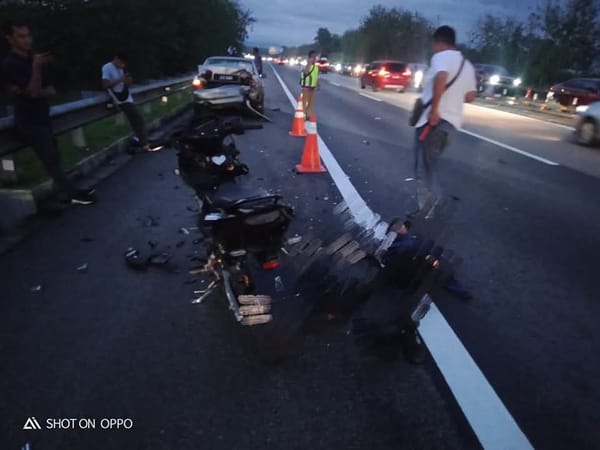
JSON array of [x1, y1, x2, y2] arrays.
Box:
[[30, 285, 43, 293], [76, 263, 89, 273]]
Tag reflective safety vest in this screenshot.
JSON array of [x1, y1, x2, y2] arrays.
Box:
[[300, 64, 319, 88]]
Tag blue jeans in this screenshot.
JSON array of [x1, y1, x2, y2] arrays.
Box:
[[414, 120, 455, 213]]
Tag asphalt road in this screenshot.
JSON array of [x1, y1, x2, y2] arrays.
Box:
[[1, 63, 599, 450]]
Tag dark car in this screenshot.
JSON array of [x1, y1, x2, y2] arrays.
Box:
[[475, 64, 522, 95], [360, 61, 412, 92], [548, 78, 600, 107]]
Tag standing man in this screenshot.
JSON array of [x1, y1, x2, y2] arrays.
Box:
[[412, 25, 476, 218], [101, 53, 150, 152], [1, 20, 96, 205], [253, 47, 263, 78], [300, 50, 319, 120]]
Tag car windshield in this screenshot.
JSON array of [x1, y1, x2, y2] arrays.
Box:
[[204, 58, 255, 73], [478, 64, 509, 76], [384, 62, 407, 72]]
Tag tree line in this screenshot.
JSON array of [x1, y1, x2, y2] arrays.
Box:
[[284, 0, 600, 88], [0, 0, 253, 94]]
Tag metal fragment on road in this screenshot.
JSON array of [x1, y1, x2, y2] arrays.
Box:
[[30, 285, 43, 293], [405, 177, 415, 182], [173, 168, 180, 176], [180, 227, 190, 235], [238, 295, 273, 305], [76, 263, 89, 273]]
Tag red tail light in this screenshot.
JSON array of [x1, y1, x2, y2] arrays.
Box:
[[262, 260, 280, 270]]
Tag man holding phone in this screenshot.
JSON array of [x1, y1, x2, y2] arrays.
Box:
[[1, 20, 97, 205], [101, 53, 150, 152]]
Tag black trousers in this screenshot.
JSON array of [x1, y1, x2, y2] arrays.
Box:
[[17, 121, 77, 196], [120, 102, 148, 146]]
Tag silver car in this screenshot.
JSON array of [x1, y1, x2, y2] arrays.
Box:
[[193, 56, 264, 113], [575, 101, 600, 146]]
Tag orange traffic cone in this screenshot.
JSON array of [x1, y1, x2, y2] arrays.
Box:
[[296, 116, 326, 174], [289, 94, 307, 137]]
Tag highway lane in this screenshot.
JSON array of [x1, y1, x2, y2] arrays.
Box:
[[0, 63, 598, 450], [318, 70, 600, 179], [272, 64, 600, 450], [0, 95, 476, 448]]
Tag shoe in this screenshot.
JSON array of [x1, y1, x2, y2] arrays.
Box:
[[71, 190, 97, 205], [400, 328, 426, 364]]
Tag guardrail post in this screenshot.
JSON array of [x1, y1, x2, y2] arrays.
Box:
[[71, 127, 88, 151], [1, 157, 18, 182]]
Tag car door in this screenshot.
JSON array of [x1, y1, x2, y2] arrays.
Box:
[[366, 63, 381, 86]]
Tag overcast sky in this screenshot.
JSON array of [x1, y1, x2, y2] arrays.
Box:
[[241, 0, 542, 47]]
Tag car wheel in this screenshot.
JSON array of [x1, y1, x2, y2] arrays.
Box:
[[576, 119, 597, 146]]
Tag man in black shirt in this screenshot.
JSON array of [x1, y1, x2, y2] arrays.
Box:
[[2, 20, 96, 205]]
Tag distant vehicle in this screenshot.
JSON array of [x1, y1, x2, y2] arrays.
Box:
[[316, 56, 330, 73], [475, 64, 522, 95], [276, 57, 285, 65], [408, 63, 428, 90], [574, 101, 600, 146], [193, 56, 264, 114], [548, 78, 600, 107], [352, 63, 366, 77], [360, 60, 412, 92]]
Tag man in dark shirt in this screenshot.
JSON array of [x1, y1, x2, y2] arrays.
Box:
[[2, 20, 96, 205], [253, 47, 263, 78]]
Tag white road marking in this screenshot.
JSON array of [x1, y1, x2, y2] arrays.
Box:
[[359, 92, 383, 102], [420, 302, 534, 450], [271, 63, 534, 450], [460, 129, 560, 166]]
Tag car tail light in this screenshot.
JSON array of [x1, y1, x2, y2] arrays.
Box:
[[262, 260, 280, 270], [378, 67, 390, 77], [402, 68, 412, 77]]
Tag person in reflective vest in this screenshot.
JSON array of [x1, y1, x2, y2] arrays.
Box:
[[300, 50, 319, 120]]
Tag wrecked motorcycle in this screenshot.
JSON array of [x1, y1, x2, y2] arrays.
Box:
[[174, 116, 297, 326]]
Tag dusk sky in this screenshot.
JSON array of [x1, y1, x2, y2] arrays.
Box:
[[241, 0, 543, 47]]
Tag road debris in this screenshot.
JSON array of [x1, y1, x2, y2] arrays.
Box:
[[180, 227, 191, 235], [30, 285, 43, 293], [76, 263, 89, 273]]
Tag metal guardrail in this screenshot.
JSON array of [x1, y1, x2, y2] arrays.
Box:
[[0, 74, 194, 158]]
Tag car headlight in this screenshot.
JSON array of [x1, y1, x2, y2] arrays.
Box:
[[576, 105, 589, 113], [490, 75, 500, 86], [335, 63, 342, 72], [513, 77, 522, 87]]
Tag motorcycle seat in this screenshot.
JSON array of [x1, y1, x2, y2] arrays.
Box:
[[208, 183, 271, 209]]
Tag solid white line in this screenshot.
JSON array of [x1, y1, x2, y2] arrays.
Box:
[[271, 63, 534, 450], [460, 128, 560, 166], [420, 302, 534, 450], [359, 92, 383, 102]]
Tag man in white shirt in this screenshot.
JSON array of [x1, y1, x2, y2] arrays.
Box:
[[412, 26, 476, 218], [101, 53, 149, 151]]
